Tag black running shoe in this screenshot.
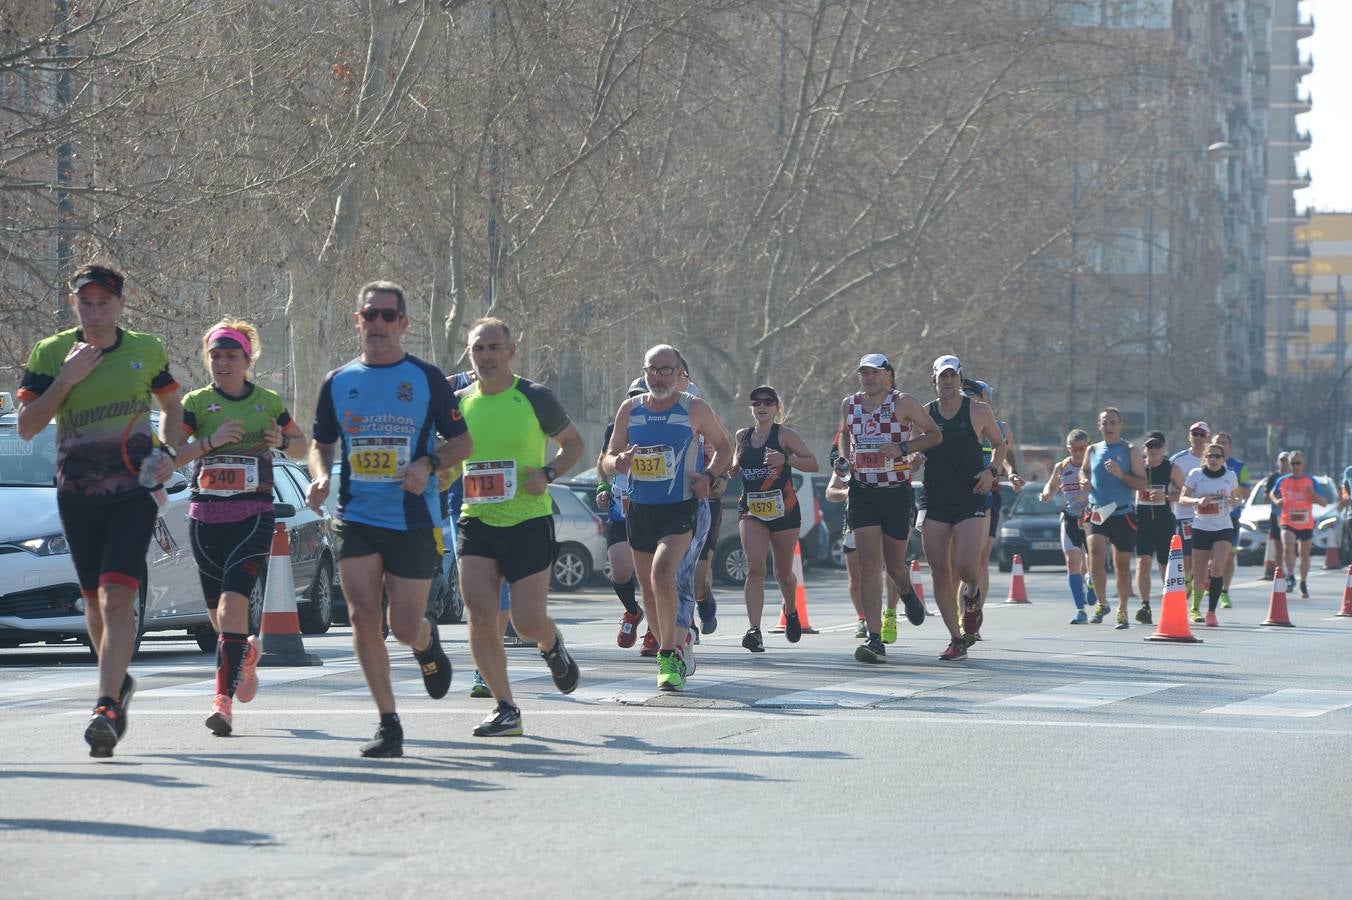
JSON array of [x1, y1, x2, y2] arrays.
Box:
[[741, 626, 765, 653], [698, 596, 718, 635], [473, 701, 523, 737], [1135, 603, 1152, 625], [117, 674, 137, 738], [360, 722, 403, 758], [84, 701, 121, 758], [1300, 581, 1309, 599], [415, 618, 452, 700], [901, 591, 926, 627], [784, 607, 802, 643], [854, 636, 886, 664], [540, 629, 580, 694]]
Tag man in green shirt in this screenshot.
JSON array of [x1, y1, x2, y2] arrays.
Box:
[[456, 317, 585, 737]]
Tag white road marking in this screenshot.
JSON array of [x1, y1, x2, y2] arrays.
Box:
[[537, 669, 770, 704], [1203, 689, 1352, 718], [755, 672, 974, 708], [981, 680, 1180, 709], [325, 666, 548, 697], [137, 663, 359, 697]]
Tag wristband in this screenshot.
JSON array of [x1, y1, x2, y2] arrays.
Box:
[[426, 452, 441, 471], [544, 465, 558, 483], [898, 440, 910, 457], [279, 434, 291, 451]]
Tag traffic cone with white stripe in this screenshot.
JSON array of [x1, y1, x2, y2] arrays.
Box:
[[1005, 554, 1030, 603], [774, 541, 817, 634], [1146, 535, 1201, 643], [911, 559, 934, 616], [1262, 566, 1294, 627], [258, 524, 323, 667], [1324, 539, 1341, 570], [1337, 565, 1352, 617]]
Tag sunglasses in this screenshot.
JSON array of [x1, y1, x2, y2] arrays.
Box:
[[1205, 453, 1223, 460], [1291, 460, 1304, 466], [360, 307, 402, 323], [1145, 442, 1163, 449], [644, 365, 678, 377], [750, 398, 777, 407], [1190, 430, 1209, 437]]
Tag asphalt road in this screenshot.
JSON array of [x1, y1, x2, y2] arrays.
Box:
[[3, 563, 1352, 899]]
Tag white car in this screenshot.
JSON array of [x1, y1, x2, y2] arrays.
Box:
[[1236, 474, 1339, 563]]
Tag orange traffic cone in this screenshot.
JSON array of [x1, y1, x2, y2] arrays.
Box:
[[1338, 565, 1352, 617], [1325, 541, 1342, 570], [1146, 535, 1202, 643], [1005, 554, 1030, 603], [1262, 556, 1277, 580], [1262, 566, 1294, 627], [773, 541, 817, 634], [911, 559, 931, 615], [258, 524, 323, 667]]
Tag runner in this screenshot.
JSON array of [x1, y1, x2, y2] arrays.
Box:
[[823, 457, 866, 635], [1177, 441, 1245, 626], [306, 281, 472, 757], [916, 355, 1001, 662], [1269, 451, 1335, 598], [1080, 407, 1148, 629], [1133, 430, 1182, 626], [1256, 452, 1292, 580], [1040, 429, 1096, 623], [839, 353, 941, 663], [1169, 422, 1209, 589], [176, 319, 308, 735], [1213, 431, 1251, 608], [602, 344, 733, 692], [729, 385, 819, 650], [15, 263, 182, 757], [672, 360, 719, 673], [455, 317, 585, 737], [596, 377, 647, 650]]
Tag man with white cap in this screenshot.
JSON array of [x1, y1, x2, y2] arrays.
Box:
[[836, 352, 941, 664], [1169, 421, 1210, 588], [919, 355, 1006, 661]]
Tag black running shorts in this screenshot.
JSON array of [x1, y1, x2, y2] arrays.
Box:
[[1090, 512, 1137, 554], [1134, 509, 1176, 566], [58, 493, 158, 596], [1281, 525, 1314, 542], [332, 518, 438, 580], [1191, 527, 1231, 553], [605, 518, 629, 548], [457, 515, 558, 584], [189, 512, 275, 606], [626, 498, 698, 554], [846, 481, 914, 541], [700, 499, 723, 559]]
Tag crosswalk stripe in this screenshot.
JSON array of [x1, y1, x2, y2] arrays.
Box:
[[325, 667, 548, 697], [1203, 689, 1352, 718], [0, 671, 102, 701], [538, 669, 770, 704], [755, 672, 975, 708], [138, 664, 358, 697], [981, 680, 1181, 709]]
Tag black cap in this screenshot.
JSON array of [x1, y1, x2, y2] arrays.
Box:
[[1144, 430, 1166, 448], [72, 265, 124, 296], [627, 377, 647, 397], [748, 384, 779, 403]]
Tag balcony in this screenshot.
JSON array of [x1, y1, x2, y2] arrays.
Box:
[[1294, 51, 1313, 74], [1295, 15, 1314, 38], [1293, 128, 1311, 146]]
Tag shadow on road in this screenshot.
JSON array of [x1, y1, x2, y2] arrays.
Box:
[[0, 817, 274, 846], [140, 751, 502, 793], [0, 766, 204, 789]]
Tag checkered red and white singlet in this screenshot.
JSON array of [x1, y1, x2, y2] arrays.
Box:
[[845, 391, 912, 487]]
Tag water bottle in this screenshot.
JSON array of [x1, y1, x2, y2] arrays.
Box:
[[832, 455, 851, 481], [138, 448, 168, 489]]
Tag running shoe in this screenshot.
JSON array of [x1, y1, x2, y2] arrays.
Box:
[[236, 635, 260, 703], [540, 629, 580, 694], [784, 606, 802, 643], [901, 590, 926, 627], [617, 608, 643, 648], [473, 702, 523, 737], [1286, 574, 1296, 593], [1090, 602, 1109, 624], [854, 636, 886, 664], [1190, 601, 1205, 624], [741, 626, 765, 653], [1299, 581, 1309, 600], [854, 619, 868, 638], [939, 638, 968, 661], [469, 670, 491, 698], [1219, 591, 1232, 609], [416, 618, 452, 699], [84, 701, 122, 758], [206, 694, 233, 736], [1135, 602, 1152, 625], [1115, 610, 1128, 631], [1205, 610, 1219, 627], [881, 608, 898, 644], [1069, 609, 1088, 625], [658, 650, 686, 691], [680, 629, 696, 679], [639, 629, 659, 658], [360, 721, 404, 756], [116, 674, 136, 736], [698, 595, 718, 635], [962, 591, 984, 636]]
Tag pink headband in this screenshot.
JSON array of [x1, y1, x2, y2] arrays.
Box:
[[207, 327, 253, 359]]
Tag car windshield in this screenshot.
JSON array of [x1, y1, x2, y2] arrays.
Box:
[[0, 420, 57, 487], [1009, 485, 1062, 515], [1248, 475, 1335, 508]]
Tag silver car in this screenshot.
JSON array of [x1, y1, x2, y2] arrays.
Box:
[[549, 481, 607, 592]]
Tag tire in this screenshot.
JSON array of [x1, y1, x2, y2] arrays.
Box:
[[86, 582, 146, 660], [298, 558, 334, 635], [193, 624, 218, 653], [828, 531, 845, 569], [997, 556, 1012, 573], [714, 538, 748, 587], [247, 566, 266, 636], [435, 555, 464, 624], [551, 542, 592, 592]]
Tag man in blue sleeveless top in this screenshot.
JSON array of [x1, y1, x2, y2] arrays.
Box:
[[602, 345, 733, 692], [1079, 407, 1148, 629]]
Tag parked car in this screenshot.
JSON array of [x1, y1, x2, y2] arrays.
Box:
[[995, 483, 1065, 572], [549, 481, 608, 592], [1236, 474, 1339, 565], [712, 471, 829, 587]]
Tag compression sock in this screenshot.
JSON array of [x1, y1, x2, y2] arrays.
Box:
[[613, 576, 640, 616], [217, 632, 248, 698], [1208, 576, 1223, 612], [1068, 573, 1086, 610]]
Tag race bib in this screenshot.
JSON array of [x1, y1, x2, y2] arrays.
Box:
[[1181, 520, 1193, 540], [197, 455, 260, 497], [1290, 507, 1311, 526], [1136, 486, 1167, 507], [463, 459, 517, 505], [852, 440, 888, 474], [746, 489, 785, 521], [1198, 498, 1223, 516], [348, 436, 410, 482], [632, 445, 676, 482]]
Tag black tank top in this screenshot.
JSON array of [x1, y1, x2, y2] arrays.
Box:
[[924, 397, 985, 507], [1138, 460, 1174, 519], [736, 424, 797, 517]]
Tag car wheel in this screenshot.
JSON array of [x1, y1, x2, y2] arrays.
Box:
[[828, 531, 845, 569], [298, 558, 334, 635], [247, 567, 266, 636], [997, 555, 1012, 573], [438, 555, 464, 624], [87, 583, 146, 660], [551, 542, 592, 592], [714, 538, 748, 587], [193, 624, 218, 653]]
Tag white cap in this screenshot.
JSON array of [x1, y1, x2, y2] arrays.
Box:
[[933, 354, 961, 377], [857, 353, 890, 370], [684, 381, 702, 398]]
